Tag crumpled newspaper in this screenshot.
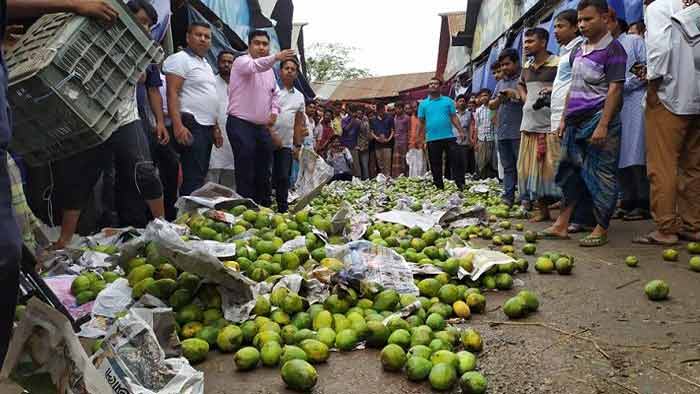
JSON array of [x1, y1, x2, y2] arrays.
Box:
[[120, 219, 256, 323], [290, 147, 334, 212], [92, 310, 203, 394], [1, 298, 114, 394], [448, 246, 516, 280], [329, 240, 418, 295]]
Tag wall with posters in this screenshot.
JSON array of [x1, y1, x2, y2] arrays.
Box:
[[471, 0, 522, 59]]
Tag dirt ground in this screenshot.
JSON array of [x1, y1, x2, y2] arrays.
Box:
[[199, 219, 700, 394], [2, 219, 700, 394]]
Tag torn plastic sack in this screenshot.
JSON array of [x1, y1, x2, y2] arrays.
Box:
[[0, 298, 114, 394], [92, 310, 203, 394], [329, 240, 418, 295], [448, 246, 516, 280]]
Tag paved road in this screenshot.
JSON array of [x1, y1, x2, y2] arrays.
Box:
[[2, 219, 699, 393]]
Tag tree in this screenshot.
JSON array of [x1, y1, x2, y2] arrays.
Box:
[[305, 42, 372, 82]]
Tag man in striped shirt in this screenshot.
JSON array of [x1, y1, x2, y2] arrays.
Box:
[[473, 89, 497, 179], [540, 0, 626, 247]]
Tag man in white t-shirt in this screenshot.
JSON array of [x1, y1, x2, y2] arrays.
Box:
[[163, 22, 223, 196], [271, 59, 306, 212], [207, 50, 236, 190]]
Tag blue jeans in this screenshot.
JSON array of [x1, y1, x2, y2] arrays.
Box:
[[227, 115, 273, 207], [179, 113, 213, 196], [497, 138, 521, 203]]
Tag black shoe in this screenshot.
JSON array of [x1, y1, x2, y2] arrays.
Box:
[[612, 208, 628, 220], [623, 208, 651, 221]]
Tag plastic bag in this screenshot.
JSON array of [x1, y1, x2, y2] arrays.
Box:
[[406, 148, 427, 177], [92, 310, 203, 394], [0, 298, 114, 394], [329, 241, 418, 295], [79, 278, 134, 339], [290, 147, 334, 212], [175, 182, 257, 215]]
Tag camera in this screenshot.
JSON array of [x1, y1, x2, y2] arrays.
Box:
[[532, 91, 551, 110]]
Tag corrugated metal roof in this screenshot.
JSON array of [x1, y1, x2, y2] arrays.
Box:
[[311, 72, 435, 101]]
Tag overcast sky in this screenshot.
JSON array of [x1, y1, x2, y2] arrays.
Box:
[[292, 0, 465, 77]]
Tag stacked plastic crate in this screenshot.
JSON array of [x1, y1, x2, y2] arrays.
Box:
[[5, 0, 164, 166]]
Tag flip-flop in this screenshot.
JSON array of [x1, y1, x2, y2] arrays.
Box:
[[632, 233, 678, 246], [537, 228, 570, 240], [579, 233, 608, 247]]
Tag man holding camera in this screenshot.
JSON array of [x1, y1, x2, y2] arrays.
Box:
[[511, 28, 561, 222]]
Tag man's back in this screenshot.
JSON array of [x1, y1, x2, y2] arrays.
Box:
[[646, 0, 700, 115]]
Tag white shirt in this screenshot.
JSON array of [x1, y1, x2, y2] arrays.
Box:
[[646, 0, 700, 115], [209, 75, 235, 170], [273, 86, 305, 148], [116, 87, 139, 128], [303, 115, 316, 148], [551, 35, 584, 131], [162, 50, 219, 125]]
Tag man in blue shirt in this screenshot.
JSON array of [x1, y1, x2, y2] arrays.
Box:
[[417, 77, 467, 189], [369, 103, 394, 176], [0, 0, 119, 368]]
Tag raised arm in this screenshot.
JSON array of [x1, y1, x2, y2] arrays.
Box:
[[8, 0, 117, 19]]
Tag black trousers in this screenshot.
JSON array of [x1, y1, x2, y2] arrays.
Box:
[[227, 115, 273, 207], [427, 138, 463, 189], [150, 125, 180, 221], [178, 113, 213, 197], [618, 165, 650, 211], [58, 121, 163, 222], [273, 147, 292, 213]]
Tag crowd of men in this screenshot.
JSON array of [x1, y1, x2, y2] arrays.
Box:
[[415, 0, 700, 249]]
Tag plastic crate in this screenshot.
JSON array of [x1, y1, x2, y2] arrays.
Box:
[[5, 0, 164, 166]]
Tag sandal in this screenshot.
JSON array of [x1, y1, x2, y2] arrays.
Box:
[[537, 228, 570, 240], [632, 233, 678, 246], [579, 233, 608, 247]]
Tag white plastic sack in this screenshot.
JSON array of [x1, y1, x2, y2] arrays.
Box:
[[406, 148, 427, 177]]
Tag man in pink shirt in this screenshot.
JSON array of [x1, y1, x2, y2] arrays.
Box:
[[227, 30, 296, 206]]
